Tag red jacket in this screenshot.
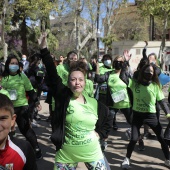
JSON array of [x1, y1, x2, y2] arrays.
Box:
[[0, 137, 37, 170]]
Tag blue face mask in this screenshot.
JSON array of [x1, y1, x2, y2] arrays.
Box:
[[104, 60, 112, 67], [38, 63, 42, 69], [98, 58, 102, 62], [22, 58, 26, 61], [9, 65, 19, 73]]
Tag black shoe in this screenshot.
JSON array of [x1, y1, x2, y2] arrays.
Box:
[[35, 147, 42, 160], [113, 123, 118, 130], [100, 140, 108, 151], [138, 139, 145, 151]]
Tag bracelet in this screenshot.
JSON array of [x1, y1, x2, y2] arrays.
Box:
[[166, 114, 170, 118]]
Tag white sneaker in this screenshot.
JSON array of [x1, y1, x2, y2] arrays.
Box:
[[31, 119, 38, 128], [122, 157, 130, 169], [165, 159, 170, 168]]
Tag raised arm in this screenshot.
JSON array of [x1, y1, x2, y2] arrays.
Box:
[[38, 33, 66, 98], [142, 41, 148, 60], [94, 60, 109, 83]]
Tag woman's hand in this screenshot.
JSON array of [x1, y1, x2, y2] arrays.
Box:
[[93, 59, 100, 74], [95, 131, 100, 139], [38, 32, 48, 49], [36, 104, 42, 111], [123, 50, 132, 61], [144, 41, 148, 47]]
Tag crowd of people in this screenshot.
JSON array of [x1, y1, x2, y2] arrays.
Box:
[[0, 34, 170, 170]]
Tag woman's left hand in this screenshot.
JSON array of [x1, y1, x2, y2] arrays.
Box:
[[38, 32, 48, 49], [95, 131, 100, 139], [123, 50, 132, 61], [36, 104, 42, 111]]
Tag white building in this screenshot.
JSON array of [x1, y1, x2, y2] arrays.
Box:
[[112, 41, 170, 72]]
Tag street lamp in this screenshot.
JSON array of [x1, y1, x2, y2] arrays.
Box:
[[96, 29, 101, 58]]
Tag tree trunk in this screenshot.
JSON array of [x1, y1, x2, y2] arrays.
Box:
[[76, 9, 80, 57], [96, 0, 101, 58], [103, 0, 122, 53], [21, 18, 28, 56], [1, 0, 8, 61], [158, 12, 168, 70]]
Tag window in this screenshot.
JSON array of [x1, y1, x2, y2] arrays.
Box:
[[113, 48, 119, 55], [136, 49, 141, 55]]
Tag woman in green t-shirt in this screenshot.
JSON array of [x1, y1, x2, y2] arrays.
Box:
[[94, 54, 113, 105], [1, 55, 42, 159], [95, 55, 132, 132], [38, 34, 112, 170], [122, 64, 170, 169]]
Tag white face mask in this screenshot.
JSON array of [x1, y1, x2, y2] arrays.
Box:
[[104, 60, 112, 67], [98, 58, 102, 62]]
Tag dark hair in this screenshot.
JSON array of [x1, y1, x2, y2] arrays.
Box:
[[138, 64, 160, 87], [102, 54, 112, 62], [148, 53, 159, 66], [2, 54, 21, 77], [67, 51, 77, 59], [148, 53, 157, 58], [137, 58, 149, 70], [0, 93, 14, 116], [68, 61, 87, 78]]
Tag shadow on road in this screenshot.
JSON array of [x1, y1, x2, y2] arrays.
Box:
[[16, 100, 170, 170]]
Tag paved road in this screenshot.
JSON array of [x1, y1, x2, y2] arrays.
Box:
[[16, 87, 170, 170]]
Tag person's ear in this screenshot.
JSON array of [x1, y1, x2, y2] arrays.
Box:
[[11, 114, 16, 129]]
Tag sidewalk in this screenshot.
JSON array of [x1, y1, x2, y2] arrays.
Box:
[[15, 84, 170, 170]]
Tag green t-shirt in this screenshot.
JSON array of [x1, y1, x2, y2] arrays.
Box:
[[98, 62, 103, 68], [57, 64, 69, 86], [1, 73, 33, 107], [0, 88, 10, 98], [55, 94, 103, 163], [99, 65, 113, 75], [83, 79, 94, 97], [128, 79, 164, 113], [88, 63, 93, 71], [108, 72, 131, 109]]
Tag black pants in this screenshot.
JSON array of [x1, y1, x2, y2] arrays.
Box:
[[126, 111, 169, 160], [14, 106, 39, 149], [110, 108, 132, 125], [168, 92, 170, 104]]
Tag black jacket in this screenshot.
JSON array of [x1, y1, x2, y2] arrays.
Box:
[[94, 64, 131, 107], [40, 48, 112, 151]]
